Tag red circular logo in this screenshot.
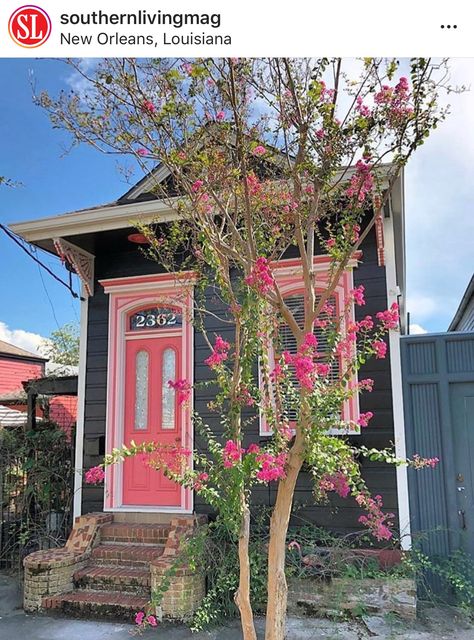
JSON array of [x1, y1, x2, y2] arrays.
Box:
[[9, 5, 51, 48]]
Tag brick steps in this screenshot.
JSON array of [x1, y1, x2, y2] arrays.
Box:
[[100, 523, 171, 545], [91, 543, 164, 567], [43, 589, 149, 621], [74, 565, 151, 596]]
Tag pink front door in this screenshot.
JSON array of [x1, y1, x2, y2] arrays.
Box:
[[122, 335, 182, 507]]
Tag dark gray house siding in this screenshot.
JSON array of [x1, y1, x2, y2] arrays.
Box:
[[81, 228, 398, 536]]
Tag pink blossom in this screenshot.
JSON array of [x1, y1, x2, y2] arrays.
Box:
[[223, 440, 242, 468], [357, 411, 374, 427], [205, 335, 230, 369], [359, 378, 374, 392], [346, 159, 374, 204], [326, 238, 336, 250], [256, 452, 287, 482], [356, 493, 394, 541], [214, 336, 230, 352], [316, 128, 325, 140], [245, 173, 261, 196], [270, 363, 285, 383], [252, 145, 266, 157], [142, 100, 156, 114], [357, 315, 374, 331], [412, 454, 440, 469], [216, 111, 225, 121], [191, 179, 204, 193], [137, 148, 148, 157], [182, 62, 193, 75], [168, 379, 191, 405], [245, 257, 275, 295], [376, 302, 399, 330], [350, 285, 365, 306], [135, 611, 145, 625], [246, 443, 260, 455], [356, 96, 372, 118], [320, 471, 351, 498], [146, 615, 158, 627], [84, 466, 105, 484], [204, 351, 227, 368], [288, 540, 301, 553], [372, 340, 387, 359]]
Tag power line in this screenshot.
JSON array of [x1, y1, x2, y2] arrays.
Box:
[[0, 223, 83, 300]]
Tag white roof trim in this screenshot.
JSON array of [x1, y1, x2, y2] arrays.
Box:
[[9, 198, 179, 242]]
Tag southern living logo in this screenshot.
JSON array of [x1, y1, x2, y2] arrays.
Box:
[[59, 10, 231, 46]]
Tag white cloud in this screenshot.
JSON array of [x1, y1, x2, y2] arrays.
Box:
[[406, 294, 438, 321], [409, 323, 428, 335], [0, 321, 47, 356]]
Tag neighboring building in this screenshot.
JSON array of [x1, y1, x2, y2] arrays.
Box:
[[0, 340, 77, 432], [10, 164, 408, 537], [448, 274, 474, 332], [0, 339, 47, 396]]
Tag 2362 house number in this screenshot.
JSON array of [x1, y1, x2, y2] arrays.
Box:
[[130, 308, 182, 331]]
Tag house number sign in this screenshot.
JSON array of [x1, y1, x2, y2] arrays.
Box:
[[130, 307, 182, 331]]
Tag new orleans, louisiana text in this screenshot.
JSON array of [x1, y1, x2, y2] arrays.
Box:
[[60, 32, 232, 46]]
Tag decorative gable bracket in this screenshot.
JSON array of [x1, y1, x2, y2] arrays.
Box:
[[53, 237, 95, 297]]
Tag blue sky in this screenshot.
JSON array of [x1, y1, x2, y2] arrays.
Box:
[[0, 58, 472, 354]]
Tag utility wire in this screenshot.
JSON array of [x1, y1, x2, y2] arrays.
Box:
[[0, 223, 82, 300]]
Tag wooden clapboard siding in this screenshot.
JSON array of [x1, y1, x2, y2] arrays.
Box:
[[81, 228, 397, 536]]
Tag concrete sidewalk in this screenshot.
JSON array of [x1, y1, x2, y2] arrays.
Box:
[[1, 572, 473, 639]]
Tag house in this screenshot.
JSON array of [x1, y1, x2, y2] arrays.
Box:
[[0, 339, 47, 397], [10, 165, 409, 618], [0, 339, 77, 432], [448, 274, 474, 332]]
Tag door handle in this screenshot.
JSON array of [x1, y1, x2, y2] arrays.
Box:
[[457, 486, 465, 492], [458, 510, 466, 530]]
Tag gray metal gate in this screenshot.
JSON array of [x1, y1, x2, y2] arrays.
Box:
[[401, 332, 474, 588]]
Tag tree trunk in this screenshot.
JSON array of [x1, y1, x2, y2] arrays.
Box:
[[235, 499, 257, 640], [265, 439, 303, 640]]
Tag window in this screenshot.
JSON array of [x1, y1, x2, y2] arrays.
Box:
[[134, 350, 149, 430], [162, 348, 176, 430], [259, 258, 359, 435]]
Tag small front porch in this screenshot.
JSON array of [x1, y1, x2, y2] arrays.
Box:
[[23, 512, 206, 622]]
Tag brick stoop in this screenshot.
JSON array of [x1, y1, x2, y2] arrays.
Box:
[[91, 543, 165, 566], [26, 513, 207, 622], [74, 565, 151, 595], [43, 590, 150, 621]]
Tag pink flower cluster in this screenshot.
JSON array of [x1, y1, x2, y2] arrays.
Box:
[[319, 471, 351, 498], [191, 179, 204, 193], [141, 100, 156, 114], [357, 411, 374, 427], [252, 145, 266, 157], [136, 147, 148, 157], [223, 440, 242, 468], [355, 95, 372, 118], [283, 332, 325, 391], [412, 454, 440, 469], [135, 611, 157, 627], [193, 471, 209, 491], [346, 159, 374, 204], [84, 466, 105, 484], [372, 340, 387, 359], [255, 451, 287, 483], [245, 257, 275, 295], [375, 77, 413, 127], [204, 335, 230, 369], [350, 285, 365, 306], [168, 379, 191, 405], [376, 302, 399, 330], [356, 493, 394, 541]]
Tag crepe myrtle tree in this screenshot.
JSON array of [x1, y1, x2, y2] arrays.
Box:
[[42, 58, 448, 640]]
